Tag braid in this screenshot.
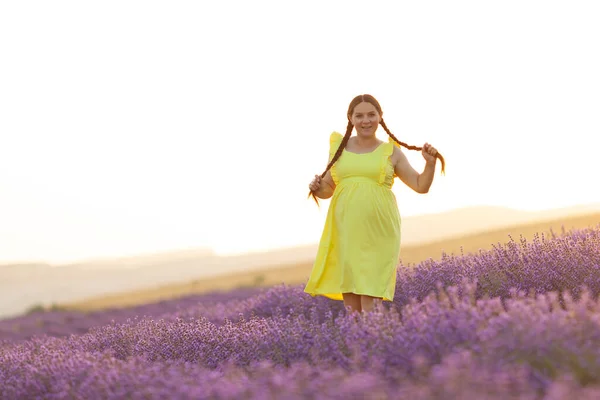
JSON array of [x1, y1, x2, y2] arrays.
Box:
[[380, 119, 446, 175], [308, 120, 353, 205]]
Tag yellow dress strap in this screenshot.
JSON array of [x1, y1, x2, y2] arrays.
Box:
[[387, 135, 402, 148], [329, 131, 343, 185], [329, 131, 343, 161], [379, 136, 397, 184]]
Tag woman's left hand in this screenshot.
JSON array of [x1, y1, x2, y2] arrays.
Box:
[[422, 143, 438, 163]]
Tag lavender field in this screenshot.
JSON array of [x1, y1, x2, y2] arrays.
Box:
[[2, 226, 600, 399]]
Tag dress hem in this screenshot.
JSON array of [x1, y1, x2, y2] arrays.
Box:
[[304, 289, 394, 302]]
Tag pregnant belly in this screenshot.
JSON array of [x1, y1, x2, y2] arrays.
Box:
[[333, 181, 400, 234]]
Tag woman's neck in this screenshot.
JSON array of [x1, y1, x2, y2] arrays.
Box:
[[354, 135, 379, 147]]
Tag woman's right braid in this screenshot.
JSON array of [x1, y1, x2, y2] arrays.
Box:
[[308, 120, 353, 205]]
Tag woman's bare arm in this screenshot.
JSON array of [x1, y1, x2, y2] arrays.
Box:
[[392, 146, 434, 194]]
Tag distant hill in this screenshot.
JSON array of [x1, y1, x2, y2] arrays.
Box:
[[62, 247, 217, 270], [1, 203, 599, 319], [398, 203, 600, 245]]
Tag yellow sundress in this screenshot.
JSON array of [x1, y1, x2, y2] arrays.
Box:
[[304, 131, 401, 302]]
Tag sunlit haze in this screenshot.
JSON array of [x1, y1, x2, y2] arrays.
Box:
[[1, 1, 599, 264]]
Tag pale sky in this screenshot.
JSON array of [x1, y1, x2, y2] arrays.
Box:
[[1, 1, 599, 264]]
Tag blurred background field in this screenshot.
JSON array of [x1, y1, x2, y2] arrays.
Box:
[[2, 206, 599, 318]]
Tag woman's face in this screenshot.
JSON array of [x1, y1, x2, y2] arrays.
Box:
[[350, 101, 381, 138]]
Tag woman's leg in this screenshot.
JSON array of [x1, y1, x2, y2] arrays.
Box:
[[360, 295, 382, 313], [342, 292, 361, 313]]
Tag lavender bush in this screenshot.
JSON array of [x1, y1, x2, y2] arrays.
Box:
[[393, 227, 600, 308], [2, 225, 600, 399]]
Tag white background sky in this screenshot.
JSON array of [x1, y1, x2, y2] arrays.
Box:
[[1, 1, 599, 264]]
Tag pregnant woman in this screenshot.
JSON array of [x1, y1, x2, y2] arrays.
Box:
[[304, 94, 445, 314]]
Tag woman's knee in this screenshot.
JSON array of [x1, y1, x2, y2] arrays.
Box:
[[342, 292, 361, 309], [342, 292, 361, 303]]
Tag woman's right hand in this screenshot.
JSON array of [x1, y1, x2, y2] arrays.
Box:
[[308, 174, 322, 192]]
